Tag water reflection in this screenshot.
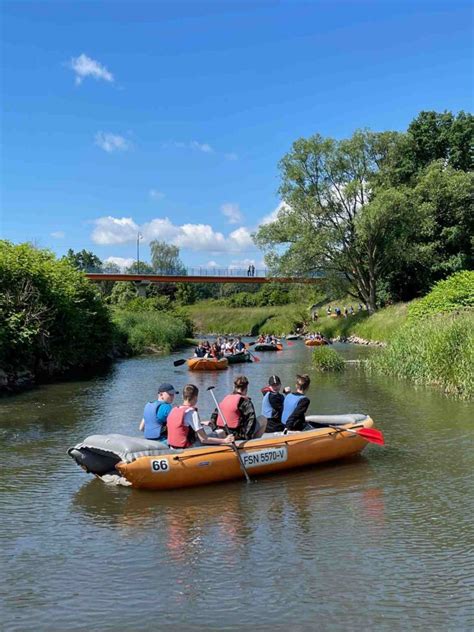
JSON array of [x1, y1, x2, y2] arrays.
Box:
[[1, 343, 473, 631]]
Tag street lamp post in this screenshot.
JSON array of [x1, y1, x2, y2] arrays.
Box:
[[137, 232, 143, 274]]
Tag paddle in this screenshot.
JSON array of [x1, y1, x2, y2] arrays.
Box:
[[173, 358, 187, 367], [246, 349, 261, 363], [329, 425, 385, 446], [207, 386, 252, 484]]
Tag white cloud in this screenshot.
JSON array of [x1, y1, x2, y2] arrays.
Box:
[[149, 189, 165, 201], [95, 132, 130, 153], [69, 53, 114, 85], [190, 141, 213, 153], [50, 231, 65, 239], [260, 201, 291, 225], [166, 140, 214, 153], [91, 216, 139, 245], [205, 261, 220, 268], [91, 216, 257, 254], [104, 256, 135, 270], [221, 202, 243, 224]]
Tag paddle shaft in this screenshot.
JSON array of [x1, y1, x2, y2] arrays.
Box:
[[208, 388, 252, 484]]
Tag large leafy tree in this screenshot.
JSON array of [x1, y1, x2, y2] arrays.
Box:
[[255, 130, 417, 311], [386, 110, 474, 184], [382, 162, 474, 299], [64, 249, 103, 272], [149, 241, 186, 275]]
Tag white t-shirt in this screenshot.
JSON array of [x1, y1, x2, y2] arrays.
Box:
[[183, 408, 203, 432]]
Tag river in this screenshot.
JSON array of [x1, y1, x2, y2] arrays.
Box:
[[1, 341, 473, 631]]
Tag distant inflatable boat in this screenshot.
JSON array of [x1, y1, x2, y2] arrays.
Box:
[[187, 357, 229, 371], [68, 414, 376, 491], [225, 351, 252, 364], [305, 339, 328, 346], [254, 343, 282, 351]]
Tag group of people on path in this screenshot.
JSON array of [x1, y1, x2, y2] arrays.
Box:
[[247, 265, 256, 277], [139, 372, 312, 450], [327, 304, 364, 317], [194, 337, 247, 359]]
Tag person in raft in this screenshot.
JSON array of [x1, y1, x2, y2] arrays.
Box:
[[139, 383, 177, 442], [167, 384, 235, 449], [261, 375, 286, 433], [211, 375, 267, 440], [281, 374, 312, 431]]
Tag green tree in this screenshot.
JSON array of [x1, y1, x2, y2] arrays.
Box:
[[383, 162, 474, 299], [255, 130, 416, 311], [0, 242, 115, 376], [64, 249, 103, 271], [387, 110, 474, 184], [149, 241, 186, 275]]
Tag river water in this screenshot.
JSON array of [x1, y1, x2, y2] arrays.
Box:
[[1, 341, 473, 631]]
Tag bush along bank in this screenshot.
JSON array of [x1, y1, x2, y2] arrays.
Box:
[[0, 242, 194, 392], [0, 241, 118, 392], [371, 272, 474, 399], [312, 346, 345, 372]]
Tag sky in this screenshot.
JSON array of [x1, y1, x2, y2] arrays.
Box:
[[1, 0, 473, 271]]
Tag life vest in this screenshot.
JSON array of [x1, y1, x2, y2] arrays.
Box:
[[216, 394, 242, 429], [262, 392, 274, 418], [167, 405, 196, 448], [281, 393, 303, 425], [143, 400, 166, 439]]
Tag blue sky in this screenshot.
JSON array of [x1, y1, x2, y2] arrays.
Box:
[[1, 0, 473, 270]]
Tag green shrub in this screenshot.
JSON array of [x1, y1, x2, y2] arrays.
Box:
[[312, 346, 345, 371], [112, 310, 190, 354], [125, 296, 171, 312], [0, 241, 115, 375], [372, 312, 473, 399], [408, 270, 474, 321]]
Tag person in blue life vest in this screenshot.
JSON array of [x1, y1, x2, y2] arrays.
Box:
[[233, 336, 246, 352], [210, 375, 267, 440], [281, 374, 311, 431], [167, 384, 235, 449], [261, 375, 287, 433], [138, 383, 177, 442]]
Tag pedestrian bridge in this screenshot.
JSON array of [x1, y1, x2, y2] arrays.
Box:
[[85, 267, 325, 284]]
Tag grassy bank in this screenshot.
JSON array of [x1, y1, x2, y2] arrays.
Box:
[[315, 303, 409, 343], [112, 310, 192, 354], [372, 312, 473, 399], [187, 301, 307, 335]]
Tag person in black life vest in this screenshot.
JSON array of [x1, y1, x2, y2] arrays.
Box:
[[281, 374, 311, 431], [211, 375, 267, 440], [138, 383, 177, 442], [167, 384, 235, 449], [261, 375, 286, 433]]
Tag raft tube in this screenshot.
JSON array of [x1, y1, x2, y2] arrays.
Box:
[[254, 343, 282, 351], [68, 414, 375, 490], [305, 339, 328, 346], [225, 351, 252, 364], [187, 357, 229, 371]]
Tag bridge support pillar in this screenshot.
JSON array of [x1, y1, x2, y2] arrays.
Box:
[[133, 281, 150, 298]]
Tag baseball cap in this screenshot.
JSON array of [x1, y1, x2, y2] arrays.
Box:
[[158, 383, 178, 394]]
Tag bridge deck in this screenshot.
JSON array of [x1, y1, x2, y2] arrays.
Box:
[[85, 273, 322, 285]]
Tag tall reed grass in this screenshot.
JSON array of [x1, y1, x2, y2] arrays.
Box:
[[372, 312, 473, 399], [112, 310, 191, 354], [312, 346, 345, 372]]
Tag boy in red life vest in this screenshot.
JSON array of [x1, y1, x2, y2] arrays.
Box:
[[211, 375, 267, 441], [167, 384, 235, 449]]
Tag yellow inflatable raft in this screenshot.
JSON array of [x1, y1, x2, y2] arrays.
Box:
[[115, 416, 375, 490], [187, 357, 229, 371], [305, 339, 328, 346]]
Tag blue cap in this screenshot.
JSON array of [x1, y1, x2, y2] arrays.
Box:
[[158, 383, 178, 394]]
